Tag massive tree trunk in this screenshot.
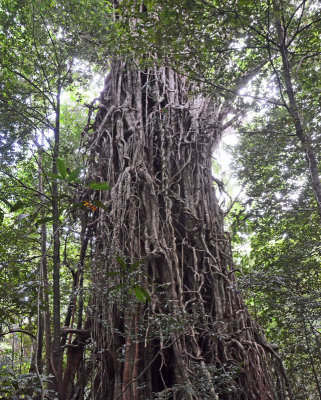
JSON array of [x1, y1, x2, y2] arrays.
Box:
[[85, 61, 287, 400]]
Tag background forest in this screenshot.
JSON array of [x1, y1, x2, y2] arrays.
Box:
[[0, 0, 320, 399]]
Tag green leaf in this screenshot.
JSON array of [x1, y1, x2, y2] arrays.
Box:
[[133, 286, 149, 302], [10, 200, 24, 212], [0, 209, 4, 225], [88, 181, 110, 190], [48, 172, 63, 180], [139, 286, 151, 301], [129, 260, 144, 272], [57, 158, 67, 179], [68, 166, 82, 182], [116, 256, 127, 270]]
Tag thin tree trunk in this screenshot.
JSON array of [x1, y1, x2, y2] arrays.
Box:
[[36, 148, 44, 376], [38, 134, 53, 389], [274, 16, 321, 218], [60, 221, 90, 400], [38, 137, 53, 380], [85, 61, 287, 399], [52, 85, 62, 396]]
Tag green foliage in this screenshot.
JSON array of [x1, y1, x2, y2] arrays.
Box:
[[0, 0, 111, 146], [57, 158, 68, 180], [68, 166, 82, 183], [111, 0, 249, 96], [0, 0, 109, 390], [231, 106, 321, 398], [0, 367, 40, 400], [108, 257, 150, 303], [88, 181, 110, 190], [153, 361, 240, 399]]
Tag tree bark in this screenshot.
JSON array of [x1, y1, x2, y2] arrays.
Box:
[[86, 61, 287, 400], [60, 221, 90, 400], [52, 85, 62, 396], [38, 140, 53, 383]]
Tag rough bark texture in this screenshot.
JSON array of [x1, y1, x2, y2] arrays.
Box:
[[85, 61, 286, 400]]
